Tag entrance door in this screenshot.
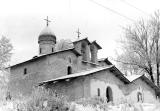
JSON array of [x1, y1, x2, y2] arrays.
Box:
[[106, 87, 113, 102]]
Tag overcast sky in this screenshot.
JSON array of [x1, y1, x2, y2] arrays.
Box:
[[0, 0, 159, 65]]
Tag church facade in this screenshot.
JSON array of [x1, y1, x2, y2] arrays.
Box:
[[8, 21, 160, 104]]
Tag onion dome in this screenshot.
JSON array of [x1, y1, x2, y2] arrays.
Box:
[[38, 26, 56, 43]]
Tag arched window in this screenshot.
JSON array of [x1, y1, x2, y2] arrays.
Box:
[[97, 88, 100, 96], [40, 48, 42, 54], [137, 92, 143, 102], [52, 48, 54, 52], [67, 66, 72, 75], [24, 68, 27, 75], [106, 87, 113, 102]]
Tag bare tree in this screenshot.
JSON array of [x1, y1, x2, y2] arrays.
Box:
[[0, 36, 13, 100], [116, 11, 160, 85], [0, 36, 13, 69], [150, 11, 160, 86]]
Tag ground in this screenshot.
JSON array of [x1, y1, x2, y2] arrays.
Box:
[[0, 102, 160, 111]]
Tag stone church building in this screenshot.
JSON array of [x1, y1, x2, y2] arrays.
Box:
[[8, 20, 160, 104]]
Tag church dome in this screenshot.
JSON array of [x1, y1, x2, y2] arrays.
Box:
[[38, 26, 56, 43]]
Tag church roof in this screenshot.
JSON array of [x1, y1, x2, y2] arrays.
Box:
[[72, 38, 102, 50], [98, 58, 113, 65], [39, 65, 113, 85], [126, 75, 142, 82], [39, 26, 55, 36], [82, 60, 100, 66], [8, 48, 81, 68], [39, 65, 130, 85], [91, 41, 102, 49], [72, 37, 90, 44], [39, 65, 160, 94], [126, 75, 160, 93], [38, 26, 56, 43]]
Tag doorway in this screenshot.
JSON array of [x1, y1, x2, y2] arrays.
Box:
[[106, 86, 113, 102]]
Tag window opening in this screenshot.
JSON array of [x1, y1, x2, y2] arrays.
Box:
[[106, 86, 113, 102], [137, 92, 143, 102], [67, 66, 72, 75], [40, 48, 42, 54], [52, 48, 54, 52], [24, 68, 27, 75], [97, 88, 100, 96]]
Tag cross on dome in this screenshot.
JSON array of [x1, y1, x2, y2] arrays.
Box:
[[44, 16, 51, 27], [39, 16, 56, 45], [76, 28, 81, 38]]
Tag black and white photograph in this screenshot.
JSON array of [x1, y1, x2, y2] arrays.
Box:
[[0, 0, 160, 110]]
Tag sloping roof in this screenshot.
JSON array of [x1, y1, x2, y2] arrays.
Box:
[[109, 66, 130, 84], [126, 75, 160, 93], [98, 58, 112, 65], [72, 37, 90, 44], [39, 65, 130, 85], [126, 75, 142, 82], [8, 48, 81, 68], [39, 65, 114, 85], [98, 58, 107, 61], [91, 40, 102, 49], [141, 75, 160, 93], [82, 60, 100, 66], [39, 26, 55, 36]]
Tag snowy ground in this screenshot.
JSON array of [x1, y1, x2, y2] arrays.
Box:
[[0, 102, 160, 111], [70, 103, 160, 111], [0, 102, 14, 111]]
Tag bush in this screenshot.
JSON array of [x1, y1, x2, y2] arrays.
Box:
[[17, 87, 69, 111], [76, 96, 109, 110]]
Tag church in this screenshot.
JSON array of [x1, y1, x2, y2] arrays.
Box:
[[8, 18, 160, 104]]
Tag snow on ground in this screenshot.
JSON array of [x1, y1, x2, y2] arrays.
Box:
[[70, 102, 160, 111], [0, 102, 14, 111], [0, 102, 160, 111]]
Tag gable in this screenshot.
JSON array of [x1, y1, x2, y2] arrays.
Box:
[[127, 78, 157, 103], [91, 41, 102, 49], [72, 37, 90, 45], [89, 69, 126, 101], [126, 75, 160, 94]]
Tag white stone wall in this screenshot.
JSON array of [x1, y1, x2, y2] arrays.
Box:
[[9, 50, 80, 98], [89, 70, 125, 104], [89, 70, 159, 104], [126, 79, 158, 104]]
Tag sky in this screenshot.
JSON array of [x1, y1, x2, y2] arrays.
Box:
[[0, 0, 159, 65]]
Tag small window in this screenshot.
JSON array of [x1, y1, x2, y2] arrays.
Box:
[[137, 92, 143, 102], [24, 68, 27, 75], [97, 88, 100, 96], [67, 66, 72, 75], [40, 48, 42, 54], [52, 48, 54, 52]]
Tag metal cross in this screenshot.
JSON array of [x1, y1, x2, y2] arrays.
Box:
[[76, 28, 81, 38], [44, 16, 51, 26]]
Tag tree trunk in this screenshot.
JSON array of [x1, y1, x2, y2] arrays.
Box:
[[149, 64, 155, 83], [156, 29, 159, 86], [150, 71, 155, 83], [157, 63, 159, 86]]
